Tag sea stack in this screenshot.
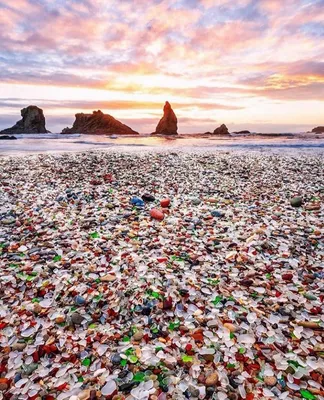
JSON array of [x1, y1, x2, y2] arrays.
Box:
[[61, 110, 138, 135], [0, 106, 49, 134], [213, 124, 229, 135], [152, 101, 178, 135], [311, 126, 324, 134]]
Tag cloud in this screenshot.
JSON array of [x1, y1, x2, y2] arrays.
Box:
[[0, 0, 323, 133], [0, 98, 244, 112]]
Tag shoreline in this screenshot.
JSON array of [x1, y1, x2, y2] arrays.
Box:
[[0, 133, 324, 158]]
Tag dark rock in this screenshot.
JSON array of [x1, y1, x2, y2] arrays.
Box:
[[0, 135, 17, 140], [142, 306, 152, 316], [211, 210, 224, 217], [119, 382, 138, 393], [61, 110, 138, 135], [290, 197, 302, 207], [0, 106, 50, 134], [142, 193, 155, 202], [311, 126, 324, 134], [111, 353, 122, 365], [152, 101, 178, 135], [71, 312, 85, 325], [213, 124, 229, 135], [232, 130, 250, 134]]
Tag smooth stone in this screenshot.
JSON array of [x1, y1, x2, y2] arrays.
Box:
[[74, 295, 86, 305], [0, 378, 9, 391], [211, 210, 224, 217], [205, 372, 218, 386], [130, 197, 145, 207], [33, 303, 42, 314], [142, 306, 152, 316], [11, 342, 27, 351], [290, 196, 302, 207], [160, 198, 170, 208], [207, 319, 218, 328], [142, 193, 155, 202], [264, 376, 277, 386], [191, 198, 201, 205], [111, 353, 122, 365], [71, 312, 85, 325], [223, 323, 237, 332], [150, 209, 164, 221], [100, 274, 116, 282], [133, 331, 144, 341], [1, 218, 15, 225]]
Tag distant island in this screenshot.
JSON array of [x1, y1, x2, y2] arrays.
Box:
[[0, 106, 50, 135], [0, 103, 323, 136], [312, 126, 324, 134], [61, 110, 138, 135]]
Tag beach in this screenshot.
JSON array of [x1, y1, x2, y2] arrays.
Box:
[[0, 149, 323, 399]]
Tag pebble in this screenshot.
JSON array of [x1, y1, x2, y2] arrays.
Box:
[[191, 198, 201, 205], [290, 196, 302, 207], [0, 378, 9, 391], [71, 312, 85, 325], [160, 198, 171, 207], [33, 303, 42, 314], [111, 353, 122, 365], [100, 274, 116, 282], [11, 342, 27, 351], [74, 295, 86, 305], [211, 210, 224, 217], [142, 193, 155, 202], [207, 319, 218, 328], [130, 197, 145, 207], [189, 385, 200, 397], [264, 376, 277, 386], [150, 208, 164, 221], [133, 330, 144, 341], [205, 372, 219, 386]]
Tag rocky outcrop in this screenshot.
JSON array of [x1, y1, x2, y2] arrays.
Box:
[[0, 106, 49, 134], [233, 130, 250, 134], [0, 135, 17, 140], [152, 102, 178, 135], [61, 110, 138, 135], [312, 126, 324, 134], [213, 124, 229, 135]]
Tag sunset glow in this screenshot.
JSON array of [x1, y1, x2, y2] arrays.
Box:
[[0, 0, 323, 133]]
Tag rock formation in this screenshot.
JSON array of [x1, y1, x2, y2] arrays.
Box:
[[0, 106, 49, 134], [0, 135, 17, 140], [212, 124, 229, 135], [152, 102, 178, 135], [312, 126, 324, 134], [61, 110, 138, 135], [233, 130, 250, 134]]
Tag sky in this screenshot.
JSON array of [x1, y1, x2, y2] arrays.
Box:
[[0, 0, 323, 133]]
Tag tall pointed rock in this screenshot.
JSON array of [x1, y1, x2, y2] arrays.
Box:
[[152, 101, 178, 135]]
